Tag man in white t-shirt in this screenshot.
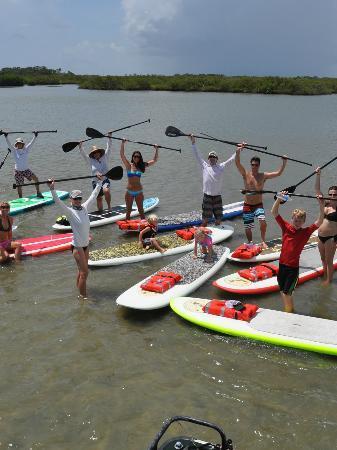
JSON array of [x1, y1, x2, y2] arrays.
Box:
[[4, 132, 43, 198]]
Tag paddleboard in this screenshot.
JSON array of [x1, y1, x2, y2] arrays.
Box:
[[170, 297, 337, 356], [9, 233, 75, 257], [88, 225, 234, 267], [213, 244, 337, 294], [116, 246, 230, 310], [120, 201, 243, 233], [228, 232, 318, 263], [9, 191, 69, 216], [52, 197, 159, 230]]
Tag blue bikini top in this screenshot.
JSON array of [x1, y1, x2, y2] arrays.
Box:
[[127, 170, 142, 178]]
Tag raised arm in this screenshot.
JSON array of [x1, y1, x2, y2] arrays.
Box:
[[25, 132, 38, 150], [271, 195, 282, 218], [120, 139, 131, 170], [235, 144, 246, 176], [315, 167, 322, 196], [189, 134, 206, 168], [4, 134, 15, 152], [314, 194, 325, 227], [147, 145, 159, 167], [83, 174, 103, 210], [48, 179, 72, 215], [264, 156, 287, 180], [78, 142, 91, 170], [105, 131, 113, 159]]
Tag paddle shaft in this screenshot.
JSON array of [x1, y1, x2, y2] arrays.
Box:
[[242, 189, 331, 201], [200, 132, 311, 166], [109, 135, 181, 152], [0, 148, 11, 170], [200, 131, 267, 150], [290, 155, 337, 190], [13, 174, 102, 189], [1, 130, 57, 135]]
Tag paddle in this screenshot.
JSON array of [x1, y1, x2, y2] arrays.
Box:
[[281, 155, 337, 194], [0, 148, 11, 170], [165, 125, 265, 152], [241, 189, 330, 201], [12, 166, 123, 189], [200, 131, 311, 167], [0, 130, 57, 135], [62, 119, 151, 152], [85, 127, 181, 152]]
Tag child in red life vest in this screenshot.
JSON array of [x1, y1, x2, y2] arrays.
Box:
[[139, 214, 166, 254], [271, 191, 324, 313], [193, 227, 214, 262]]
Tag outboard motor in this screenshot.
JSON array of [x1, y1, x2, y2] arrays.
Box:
[[147, 416, 233, 450]]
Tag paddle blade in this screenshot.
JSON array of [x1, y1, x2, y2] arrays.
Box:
[[86, 127, 105, 139], [282, 185, 296, 194], [62, 141, 80, 152], [165, 126, 186, 137], [105, 166, 123, 180]]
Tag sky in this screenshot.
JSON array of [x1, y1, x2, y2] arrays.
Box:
[[0, 0, 336, 76]]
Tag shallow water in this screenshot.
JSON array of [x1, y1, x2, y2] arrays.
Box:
[[1, 86, 337, 449]]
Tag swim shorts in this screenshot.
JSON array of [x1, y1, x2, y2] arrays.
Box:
[[92, 178, 110, 197], [243, 203, 266, 229], [202, 194, 223, 221], [277, 263, 299, 295], [0, 240, 12, 251], [14, 169, 35, 186]]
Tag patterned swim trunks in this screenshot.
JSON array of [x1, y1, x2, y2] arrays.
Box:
[[243, 203, 266, 229], [202, 194, 223, 221], [14, 169, 35, 186]]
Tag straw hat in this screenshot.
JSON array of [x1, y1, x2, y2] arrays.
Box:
[[89, 146, 105, 158]]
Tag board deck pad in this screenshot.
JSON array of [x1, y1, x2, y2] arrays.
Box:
[[251, 309, 337, 346], [88, 205, 131, 222]]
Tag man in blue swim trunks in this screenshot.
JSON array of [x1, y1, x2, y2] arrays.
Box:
[[236, 144, 288, 248]]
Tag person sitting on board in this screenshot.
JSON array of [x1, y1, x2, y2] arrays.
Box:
[[189, 134, 236, 227], [139, 214, 165, 254], [236, 143, 288, 249], [271, 190, 324, 313], [120, 139, 158, 221], [3, 131, 43, 199], [315, 167, 337, 285], [48, 174, 104, 300], [193, 227, 214, 263], [0, 201, 22, 264], [79, 131, 113, 211]]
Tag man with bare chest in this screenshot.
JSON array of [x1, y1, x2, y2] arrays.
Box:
[[235, 144, 287, 248]]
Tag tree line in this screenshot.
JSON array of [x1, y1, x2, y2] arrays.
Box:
[[1, 66, 337, 95]]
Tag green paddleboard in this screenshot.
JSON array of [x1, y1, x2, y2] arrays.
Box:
[[9, 191, 69, 216]]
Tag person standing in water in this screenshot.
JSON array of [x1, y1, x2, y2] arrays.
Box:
[[189, 134, 236, 226], [236, 144, 288, 248], [0, 201, 22, 263], [79, 131, 113, 211], [48, 174, 104, 300], [4, 131, 43, 199], [120, 139, 159, 220]]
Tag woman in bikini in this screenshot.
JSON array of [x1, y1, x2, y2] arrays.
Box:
[[315, 168, 337, 285], [120, 139, 158, 220], [0, 201, 22, 263]]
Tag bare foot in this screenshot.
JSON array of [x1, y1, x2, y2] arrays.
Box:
[[321, 280, 331, 287], [261, 242, 268, 250], [160, 249, 166, 254]]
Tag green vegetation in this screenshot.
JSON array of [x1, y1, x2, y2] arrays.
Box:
[[1, 67, 337, 95]]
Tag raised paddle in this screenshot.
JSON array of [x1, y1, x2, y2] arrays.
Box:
[[241, 189, 330, 201], [281, 155, 337, 194], [165, 126, 265, 151], [86, 127, 181, 152], [12, 166, 123, 189], [62, 119, 151, 152], [200, 131, 312, 167], [0, 130, 57, 135], [0, 148, 11, 170]]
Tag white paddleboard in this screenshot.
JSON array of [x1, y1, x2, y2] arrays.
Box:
[[214, 243, 336, 295], [170, 297, 337, 356], [52, 197, 159, 230], [116, 246, 230, 310], [88, 226, 234, 267]]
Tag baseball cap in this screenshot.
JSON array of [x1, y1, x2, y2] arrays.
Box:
[[70, 190, 83, 199], [15, 138, 24, 145], [208, 151, 218, 158]]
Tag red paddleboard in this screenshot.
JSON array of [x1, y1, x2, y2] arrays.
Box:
[[12, 233, 74, 257]]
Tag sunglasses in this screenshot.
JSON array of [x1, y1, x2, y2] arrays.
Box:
[[251, 163, 259, 167], [133, 155, 141, 158], [209, 155, 217, 159], [72, 197, 82, 201]]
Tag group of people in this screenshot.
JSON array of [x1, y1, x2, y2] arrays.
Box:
[[1, 130, 337, 311]]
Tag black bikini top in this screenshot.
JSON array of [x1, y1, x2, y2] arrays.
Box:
[[0, 217, 12, 232], [324, 209, 337, 222]]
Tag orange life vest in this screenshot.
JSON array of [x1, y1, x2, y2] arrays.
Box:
[[117, 219, 149, 231], [203, 300, 259, 321], [231, 243, 262, 259], [238, 263, 279, 282], [141, 271, 183, 293]]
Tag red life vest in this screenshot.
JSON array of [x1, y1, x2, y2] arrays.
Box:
[[203, 300, 259, 321], [238, 263, 279, 282], [176, 227, 196, 240], [141, 271, 183, 293], [231, 243, 262, 259], [117, 219, 149, 231]]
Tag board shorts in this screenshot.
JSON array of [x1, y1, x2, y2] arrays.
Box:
[[14, 169, 35, 186], [243, 203, 266, 229], [277, 263, 299, 295], [142, 238, 153, 248], [202, 194, 223, 221], [0, 240, 12, 251], [92, 178, 110, 197]]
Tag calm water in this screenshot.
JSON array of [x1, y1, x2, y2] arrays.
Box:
[[1, 85, 337, 449]]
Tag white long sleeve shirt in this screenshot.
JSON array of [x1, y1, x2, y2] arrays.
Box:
[[51, 182, 102, 247], [79, 138, 113, 176], [6, 135, 37, 171], [191, 143, 235, 196]]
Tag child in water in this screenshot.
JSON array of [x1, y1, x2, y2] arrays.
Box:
[[139, 214, 166, 254], [193, 227, 214, 262]]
